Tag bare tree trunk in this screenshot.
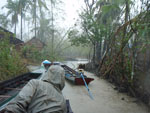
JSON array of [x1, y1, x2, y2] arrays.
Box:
[[51, 1, 54, 58], [28, 21, 29, 39], [14, 23, 16, 35], [34, 0, 37, 38], [103, 38, 107, 55], [21, 6, 23, 40], [121, 0, 129, 76], [96, 41, 101, 65], [14, 11, 17, 36], [93, 42, 96, 65]]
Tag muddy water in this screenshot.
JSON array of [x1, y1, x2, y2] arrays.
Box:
[[62, 61, 149, 113]]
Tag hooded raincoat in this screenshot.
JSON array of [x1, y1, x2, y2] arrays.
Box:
[[4, 65, 67, 113]]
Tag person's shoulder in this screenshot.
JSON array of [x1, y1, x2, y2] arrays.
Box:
[[28, 79, 40, 85], [29, 79, 39, 82]]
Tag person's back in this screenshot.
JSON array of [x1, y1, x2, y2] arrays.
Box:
[[4, 65, 67, 113]]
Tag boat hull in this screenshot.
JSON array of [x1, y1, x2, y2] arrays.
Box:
[[0, 73, 41, 110], [75, 77, 94, 85], [65, 74, 94, 85], [62, 64, 94, 85], [0, 71, 73, 113]]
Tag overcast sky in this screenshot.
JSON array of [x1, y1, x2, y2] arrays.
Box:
[[0, 0, 84, 40], [0, 0, 84, 28], [64, 0, 84, 27]]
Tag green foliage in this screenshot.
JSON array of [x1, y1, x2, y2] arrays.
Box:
[[68, 29, 90, 46], [3, 0, 19, 29], [69, 0, 125, 48], [0, 38, 28, 81], [37, 0, 48, 10], [101, 4, 120, 14], [0, 14, 11, 28], [63, 44, 91, 60], [36, 16, 52, 42], [21, 45, 42, 62], [21, 43, 63, 63]]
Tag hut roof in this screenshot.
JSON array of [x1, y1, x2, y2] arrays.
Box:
[[25, 37, 45, 50], [0, 26, 24, 45]]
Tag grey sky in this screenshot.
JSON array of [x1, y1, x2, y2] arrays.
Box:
[[0, 0, 84, 27], [0, 0, 84, 40], [0, 0, 6, 7]]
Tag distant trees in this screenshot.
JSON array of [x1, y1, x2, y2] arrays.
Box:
[[18, 0, 28, 40], [3, 0, 19, 35], [1, 0, 54, 40], [2, 0, 31, 39], [0, 14, 11, 28], [29, 0, 48, 38]]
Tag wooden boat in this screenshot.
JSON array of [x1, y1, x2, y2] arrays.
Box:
[[66, 100, 73, 113], [0, 72, 41, 111], [61, 65, 94, 85], [0, 70, 73, 113]]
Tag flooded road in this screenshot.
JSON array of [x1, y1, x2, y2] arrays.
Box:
[[62, 61, 149, 113]]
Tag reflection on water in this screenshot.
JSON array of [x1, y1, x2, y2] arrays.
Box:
[[62, 60, 89, 70]]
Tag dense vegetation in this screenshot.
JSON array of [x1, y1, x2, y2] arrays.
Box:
[[69, 0, 150, 104], [0, 32, 28, 81]]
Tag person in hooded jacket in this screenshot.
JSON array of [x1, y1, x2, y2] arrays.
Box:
[[3, 65, 67, 113]]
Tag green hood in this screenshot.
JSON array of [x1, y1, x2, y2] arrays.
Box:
[[41, 65, 65, 91]]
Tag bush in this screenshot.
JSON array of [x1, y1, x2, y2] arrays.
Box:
[[21, 45, 43, 63], [0, 38, 28, 81]]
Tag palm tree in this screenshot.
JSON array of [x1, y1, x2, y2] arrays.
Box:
[[3, 0, 19, 35], [18, 0, 28, 40], [0, 13, 11, 28], [36, 13, 52, 42], [33, 0, 48, 38], [30, 0, 60, 40]]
